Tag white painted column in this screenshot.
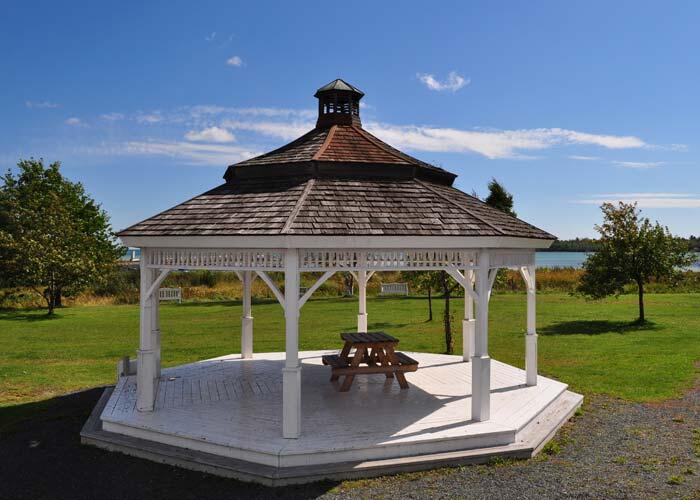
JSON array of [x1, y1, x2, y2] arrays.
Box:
[[525, 265, 538, 386], [282, 248, 301, 439], [151, 274, 161, 378], [357, 270, 368, 333], [137, 250, 157, 412], [241, 271, 254, 359], [462, 269, 475, 362], [471, 250, 491, 422]]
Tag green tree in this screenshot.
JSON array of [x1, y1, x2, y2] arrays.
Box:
[[484, 178, 516, 217], [401, 270, 461, 353], [577, 202, 695, 323], [401, 270, 438, 321], [0, 159, 123, 314], [484, 178, 516, 287], [437, 271, 461, 354]]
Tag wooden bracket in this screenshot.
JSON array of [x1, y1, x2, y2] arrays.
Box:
[[445, 267, 479, 301], [256, 271, 285, 311], [144, 269, 171, 301], [519, 266, 534, 291], [298, 271, 335, 310]]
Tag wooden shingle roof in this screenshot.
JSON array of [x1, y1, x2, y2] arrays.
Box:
[[119, 80, 554, 241], [119, 177, 554, 239]]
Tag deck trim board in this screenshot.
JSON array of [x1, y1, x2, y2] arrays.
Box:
[[83, 386, 583, 486]]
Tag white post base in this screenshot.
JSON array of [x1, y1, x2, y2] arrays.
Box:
[[471, 355, 491, 421], [462, 318, 475, 362], [357, 313, 367, 333], [526, 333, 538, 386], [136, 349, 157, 412], [282, 365, 301, 439], [241, 316, 253, 359]]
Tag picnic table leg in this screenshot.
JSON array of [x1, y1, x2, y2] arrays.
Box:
[[376, 348, 393, 378], [332, 341, 353, 382], [386, 345, 405, 385], [340, 345, 365, 392], [366, 347, 378, 366], [384, 344, 409, 389], [339, 341, 352, 360]]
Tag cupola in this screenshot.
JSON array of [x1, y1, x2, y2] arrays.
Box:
[[314, 79, 364, 128]]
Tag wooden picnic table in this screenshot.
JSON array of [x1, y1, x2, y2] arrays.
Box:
[[322, 331, 418, 392]]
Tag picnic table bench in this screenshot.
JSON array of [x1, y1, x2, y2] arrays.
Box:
[[322, 331, 418, 391]]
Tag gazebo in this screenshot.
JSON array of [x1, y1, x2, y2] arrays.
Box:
[[83, 79, 582, 484]]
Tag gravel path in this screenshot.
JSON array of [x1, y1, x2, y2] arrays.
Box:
[[1, 380, 698, 500], [324, 386, 700, 499]]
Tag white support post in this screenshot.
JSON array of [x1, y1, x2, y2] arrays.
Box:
[[462, 269, 475, 362], [137, 250, 158, 412], [241, 271, 254, 359], [357, 269, 368, 332], [522, 265, 538, 386], [151, 276, 161, 379], [472, 250, 492, 422], [282, 248, 301, 439]]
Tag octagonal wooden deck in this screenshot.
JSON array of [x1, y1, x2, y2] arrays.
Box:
[[83, 351, 582, 484]]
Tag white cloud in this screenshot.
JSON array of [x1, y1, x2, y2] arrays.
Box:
[[612, 160, 665, 169], [417, 72, 469, 92], [65, 100, 673, 165], [232, 107, 314, 118], [170, 106, 314, 124], [365, 123, 649, 159], [222, 119, 314, 141], [136, 112, 163, 124], [556, 130, 646, 149], [205, 32, 216, 41], [576, 193, 700, 208], [226, 55, 243, 67], [100, 112, 125, 121], [184, 126, 236, 143], [568, 155, 600, 161], [122, 141, 259, 165], [26, 100, 59, 109], [65, 117, 86, 127]]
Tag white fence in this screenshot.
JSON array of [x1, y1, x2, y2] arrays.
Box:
[[379, 283, 409, 296], [159, 287, 182, 303]]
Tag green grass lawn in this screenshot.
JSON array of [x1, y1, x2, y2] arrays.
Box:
[[1, 293, 699, 406]]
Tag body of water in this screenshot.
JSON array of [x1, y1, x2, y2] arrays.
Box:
[[537, 251, 700, 270], [536, 251, 590, 269]]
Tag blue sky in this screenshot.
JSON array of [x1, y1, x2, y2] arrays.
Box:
[[2, 1, 699, 239]]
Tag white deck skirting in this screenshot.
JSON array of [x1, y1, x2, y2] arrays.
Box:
[[100, 351, 573, 469]]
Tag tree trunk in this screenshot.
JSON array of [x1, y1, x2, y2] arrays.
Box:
[[43, 287, 55, 315], [637, 279, 645, 323], [54, 288, 62, 307], [441, 272, 454, 354], [341, 273, 354, 296], [427, 288, 433, 322], [443, 290, 453, 354]]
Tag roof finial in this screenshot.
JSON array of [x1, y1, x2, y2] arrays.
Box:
[[314, 79, 364, 128]]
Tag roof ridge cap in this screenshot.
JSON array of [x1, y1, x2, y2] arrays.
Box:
[[415, 179, 506, 235], [312, 125, 337, 160], [233, 127, 322, 166], [281, 178, 315, 234], [351, 125, 414, 165]]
